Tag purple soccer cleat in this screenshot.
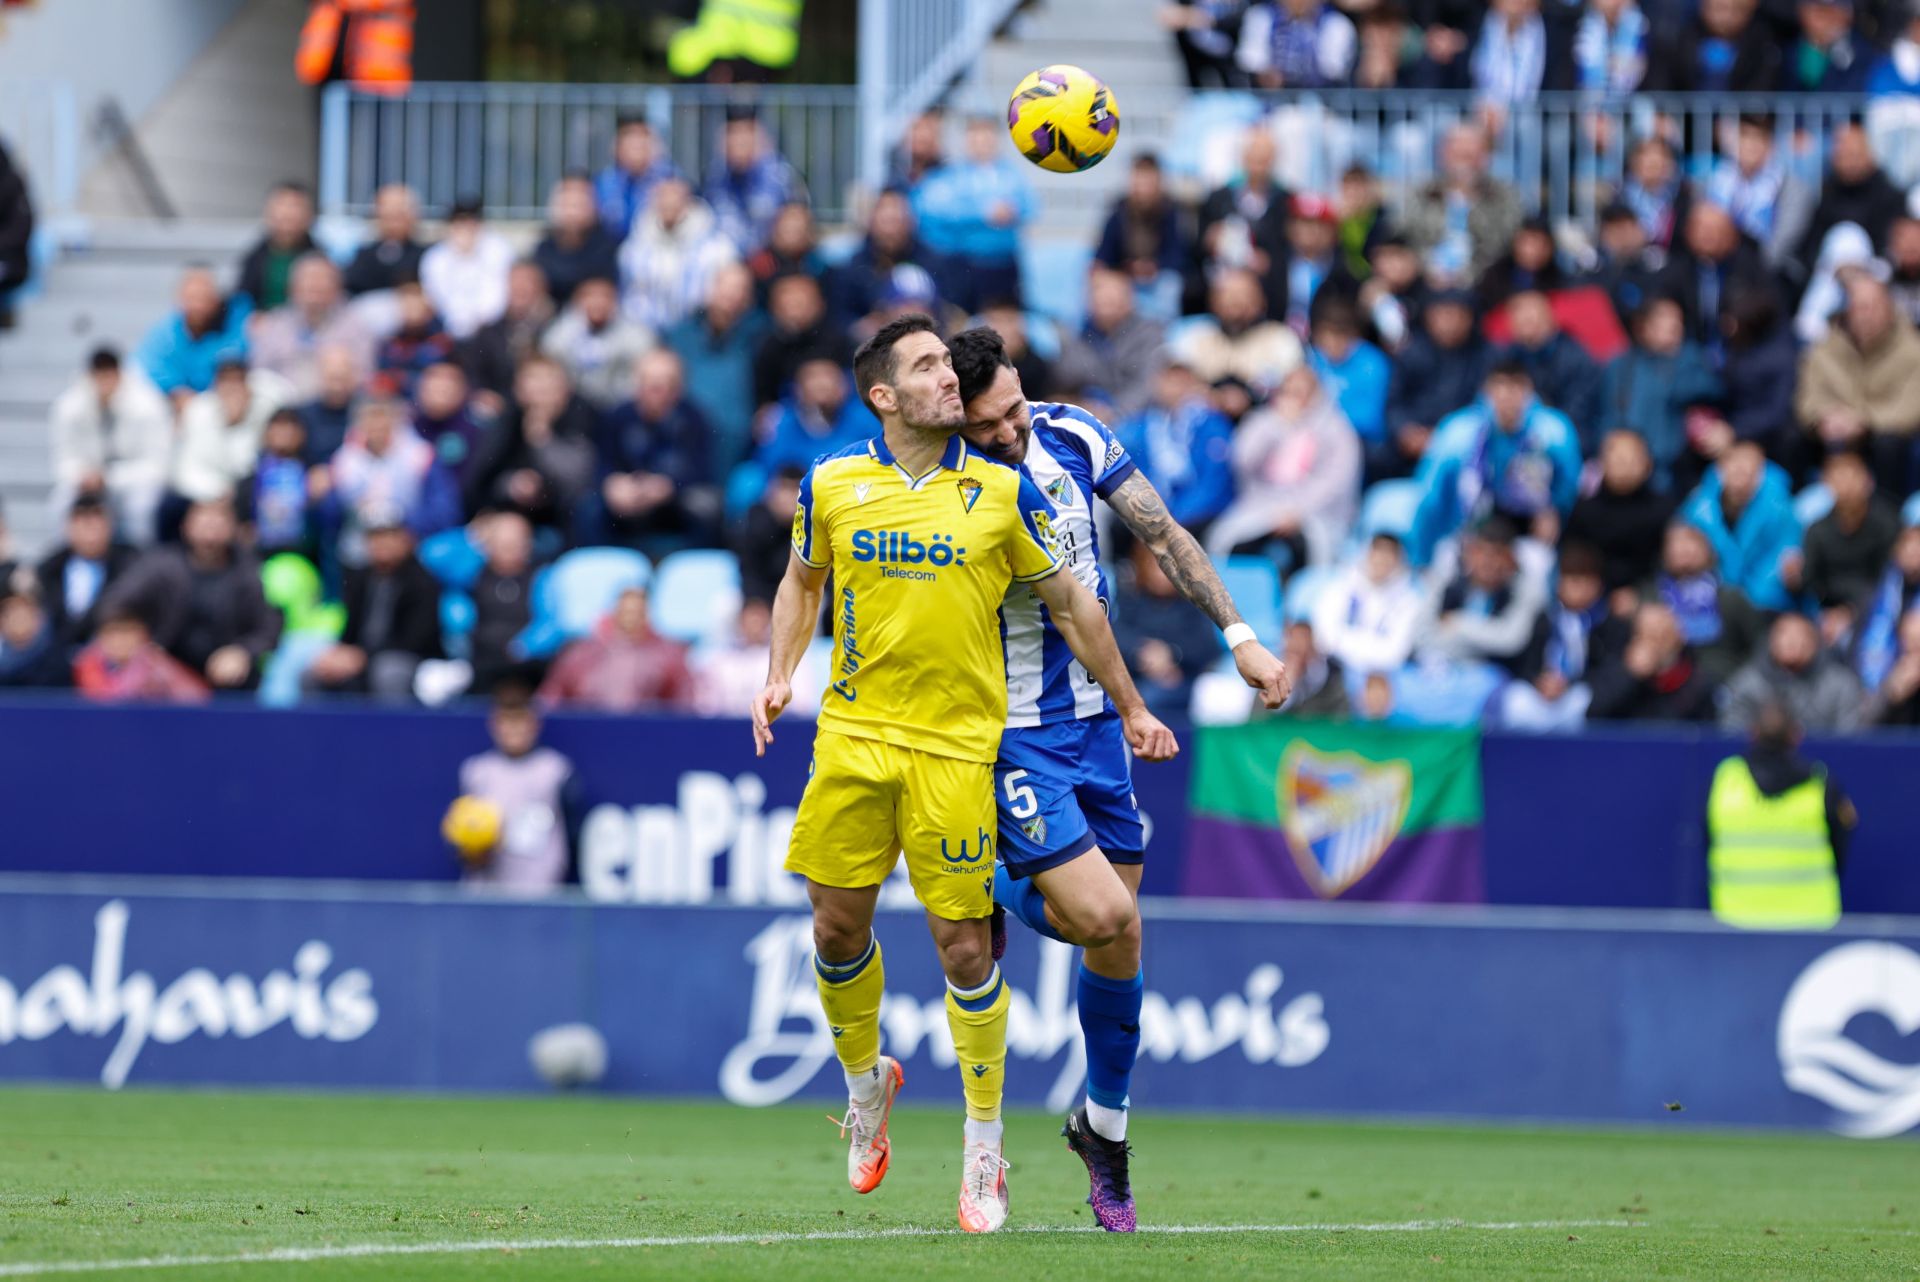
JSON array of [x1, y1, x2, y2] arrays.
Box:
[[1063, 1105, 1135, 1232]]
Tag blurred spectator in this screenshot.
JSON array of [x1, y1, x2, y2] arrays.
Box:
[[34, 495, 136, 656], [977, 300, 1057, 400], [1586, 601, 1718, 721], [1802, 449, 1900, 630], [299, 345, 365, 467], [754, 272, 850, 408], [1706, 116, 1791, 248], [1095, 153, 1189, 317], [1478, 216, 1569, 312], [1798, 230, 1882, 345], [329, 398, 461, 563], [170, 361, 292, 508], [1642, 0, 1781, 92], [1236, 0, 1357, 87], [1383, 287, 1488, 482], [235, 181, 318, 311], [241, 410, 318, 559], [733, 466, 802, 605], [827, 190, 946, 335], [1888, 216, 1920, 323], [1208, 362, 1361, 565], [1278, 194, 1358, 333], [1793, 122, 1906, 270], [668, 262, 767, 477], [1617, 135, 1694, 253], [1856, 523, 1920, 690], [1780, 0, 1876, 93], [749, 202, 827, 298], [1313, 531, 1424, 673], [1641, 520, 1765, 685], [595, 349, 720, 555], [1663, 203, 1773, 347], [1717, 285, 1800, 458], [1501, 289, 1603, 448], [305, 516, 442, 702], [1870, 1, 1920, 93], [1335, 166, 1386, 280], [1361, 233, 1428, 350], [1163, 0, 1252, 88], [1412, 358, 1582, 557], [420, 199, 514, 340], [0, 138, 31, 324], [1277, 619, 1351, 716], [1573, 0, 1649, 97], [102, 498, 280, 690], [462, 260, 555, 409], [454, 690, 578, 892], [1587, 201, 1667, 326], [415, 361, 486, 484], [1418, 516, 1548, 675], [49, 347, 171, 546], [1400, 124, 1523, 283], [1679, 441, 1803, 611], [1599, 297, 1722, 485], [1121, 358, 1239, 539], [1352, 4, 1462, 91], [887, 110, 948, 193], [1567, 429, 1675, 592], [1499, 541, 1628, 729], [754, 358, 876, 476], [470, 512, 541, 696], [0, 586, 66, 689], [704, 113, 803, 255], [1306, 293, 1388, 448], [532, 174, 622, 310], [1056, 266, 1167, 420], [1114, 541, 1224, 719], [1470, 0, 1554, 125], [619, 177, 740, 331], [135, 265, 250, 404], [1170, 267, 1304, 403], [343, 184, 426, 296], [1722, 612, 1871, 731], [1795, 274, 1920, 495], [538, 586, 693, 712], [912, 117, 1033, 309], [594, 115, 681, 239], [249, 255, 377, 400], [1192, 129, 1290, 318], [1873, 608, 1920, 724], [465, 356, 598, 533], [72, 610, 208, 705], [540, 275, 656, 411], [376, 278, 458, 402], [692, 598, 776, 717]]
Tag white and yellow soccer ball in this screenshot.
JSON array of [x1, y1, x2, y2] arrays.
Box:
[[1007, 64, 1120, 173], [441, 794, 503, 861]]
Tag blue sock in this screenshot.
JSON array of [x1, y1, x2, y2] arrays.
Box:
[[993, 863, 1066, 943], [1078, 964, 1144, 1112]]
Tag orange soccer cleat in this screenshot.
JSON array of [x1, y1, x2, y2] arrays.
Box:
[[830, 1056, 904, 1194]]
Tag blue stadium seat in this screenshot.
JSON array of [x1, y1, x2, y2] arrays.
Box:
[[1282, 564, 1333, 625], [1359, 479, 1424, 541], [651, 549, 743, 643], [1904, 491, 1920, 528], [1020, 240, 1092, 332], [419, 527, 485, 590], [1216, 556, 1282, 646], [440, 591, 476, 662], [1794, 483, 1834, 529], [515, 547, 653, 659]]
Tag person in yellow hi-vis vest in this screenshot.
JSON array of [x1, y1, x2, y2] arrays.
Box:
[[667, 0, 803, 80], [1705, 702, 1856, 930]]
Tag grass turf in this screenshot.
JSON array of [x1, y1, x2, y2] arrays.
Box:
[[0, 1088, 1914, 1280]]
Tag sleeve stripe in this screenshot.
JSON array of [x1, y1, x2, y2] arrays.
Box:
[[1013, 559, 1063, 583], [1094, 458, 1137, 499]]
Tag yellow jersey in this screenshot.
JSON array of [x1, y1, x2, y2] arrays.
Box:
[[793, 433, 1062, 763]]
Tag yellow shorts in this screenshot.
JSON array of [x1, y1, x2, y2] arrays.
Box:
[[785, 729, 997, 921]]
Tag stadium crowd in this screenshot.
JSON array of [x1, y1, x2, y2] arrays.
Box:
[[4, 70, 1920, 734]]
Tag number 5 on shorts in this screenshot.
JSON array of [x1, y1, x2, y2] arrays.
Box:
[[1003, 769, 1038, 819]]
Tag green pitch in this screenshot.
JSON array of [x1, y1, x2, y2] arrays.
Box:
[[0, 1088, 1914, 1280]]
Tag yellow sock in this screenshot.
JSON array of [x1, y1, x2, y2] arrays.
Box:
[[815, 934, 884, 1076], [945, 965, 1010, 1122]]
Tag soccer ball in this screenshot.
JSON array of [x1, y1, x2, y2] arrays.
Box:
[[442, 794, 503, 860], [1007, 64, 1120, 173]]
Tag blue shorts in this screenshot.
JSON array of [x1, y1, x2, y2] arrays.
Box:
[[993, 712, 1145, 879]]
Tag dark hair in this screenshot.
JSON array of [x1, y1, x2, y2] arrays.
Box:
[[1632, 294, 1682, 331], [270, 181, 313, 200], [1132, 152, 1162, 172], [948, 325, 1015, 404], [1558, 540, 1604, 579], [614, 113, 653, 132], [67, 492, 109, 519], [1751, 700, 1800, 754], [266, 407, 306, 432], [571, 273, 620, 298], [492, 685, 538, 716], [1599, 201, 1639, 226], [1469, 513, 1521, 547], [1823, 444, 1871, 472], [1721, 285, 1780, 350], [448, 196, 485, 221], [1486, 355, 1532, 383], [88, 346, 121, 373], [1309, 292, 1362, 334], [852, 313, 942, 415], [1738, 112, 1775, 133]]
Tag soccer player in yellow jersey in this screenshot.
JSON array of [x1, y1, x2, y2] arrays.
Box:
[[751, 315, 1177, 1234]]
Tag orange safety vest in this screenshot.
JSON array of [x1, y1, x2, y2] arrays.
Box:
[[296, 0, 414, 95]]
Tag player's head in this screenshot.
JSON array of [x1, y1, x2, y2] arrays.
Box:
[[949, 325, 1031, 464], [488, 685, 541, 759], [853, 313, 963, 435]]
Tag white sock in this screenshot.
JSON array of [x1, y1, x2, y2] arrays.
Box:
[[963, 1117, 1004, 1148], [845, 1061, 885, 1108], [1085, 1098, 1128, 1142]]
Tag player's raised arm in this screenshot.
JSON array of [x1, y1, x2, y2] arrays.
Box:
[[1029, 567, 1178, 763], [1105, 470, 1292, 709]]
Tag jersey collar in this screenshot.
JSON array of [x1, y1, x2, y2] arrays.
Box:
[[868, 432, 967, 489]]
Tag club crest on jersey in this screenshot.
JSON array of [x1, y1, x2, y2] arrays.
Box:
[[853, 483, 871, 504], [1029, 509, 1062, 557], [1021, 814, 1048, 846], [956, 477, 984, 514], [1045, 474, 1076, 507], [1279, 743, 1411, 898]]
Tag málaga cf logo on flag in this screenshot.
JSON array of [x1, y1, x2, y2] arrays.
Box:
[[1279, 744, 1413, 897]]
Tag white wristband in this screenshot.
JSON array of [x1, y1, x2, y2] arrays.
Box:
[[1222, 623, 1258, 650]]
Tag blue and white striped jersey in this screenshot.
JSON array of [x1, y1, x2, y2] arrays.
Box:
[[1001, 402, 1139, 728]]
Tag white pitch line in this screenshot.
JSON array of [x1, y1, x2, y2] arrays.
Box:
[[0, 1220, 1636, 1277]]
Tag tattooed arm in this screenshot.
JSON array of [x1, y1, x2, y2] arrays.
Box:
[[1106, 470, 1292, 708]]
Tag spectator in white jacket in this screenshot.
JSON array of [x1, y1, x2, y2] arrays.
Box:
[[49, 347, 173, 544], [1416, 515, 1549, 675], [170, 361, 292, 505], [619, 177, 741, 331], [420, 198, 515, 340], [539, 275, 657, 410], [1205, 363, 1361, 566], [1311, 530, 1424, 674]]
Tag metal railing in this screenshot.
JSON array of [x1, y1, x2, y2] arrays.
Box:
[[0, 78, 79, 217], [318, 82, 862, 223], [856, 0, 1027, 189]]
